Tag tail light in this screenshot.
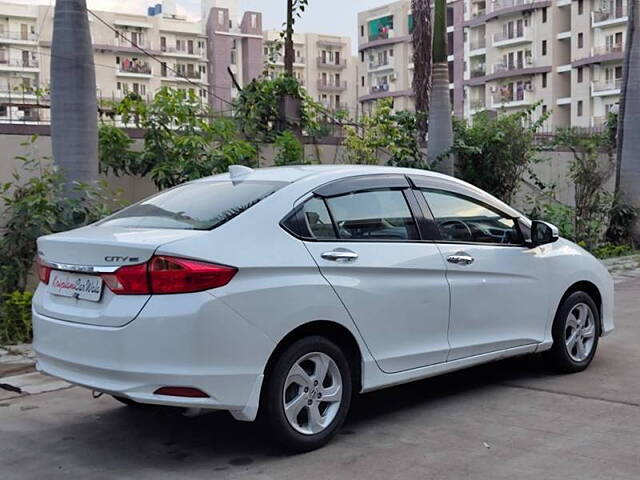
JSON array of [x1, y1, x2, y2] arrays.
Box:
[[154, 387, 210, 398], [102, 256, 237, 295], [37, 258, 52, 285]]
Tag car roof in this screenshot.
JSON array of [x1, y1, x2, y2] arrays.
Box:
[[193, 165, 525, 219], [194, 164, 448, 184]]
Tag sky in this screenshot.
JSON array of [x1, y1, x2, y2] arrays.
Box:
[[16, 0, 393, 52]]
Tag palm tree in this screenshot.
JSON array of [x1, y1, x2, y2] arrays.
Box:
[[617, 0, 640, 241], [426, 0, 454, 175], [50, 0, 99, 185], [411, 0, 432, 140]]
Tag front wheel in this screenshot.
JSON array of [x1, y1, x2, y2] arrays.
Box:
[[545, 291, 601, 373], [262, 336, 352, 453]]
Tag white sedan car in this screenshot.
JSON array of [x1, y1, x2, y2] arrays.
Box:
[[33, 165, 614, 452]]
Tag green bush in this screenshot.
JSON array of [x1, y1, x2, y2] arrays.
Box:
[[593, 243, 635, 260], [274, 131, 309, 166], [0, 291, 33, 345]]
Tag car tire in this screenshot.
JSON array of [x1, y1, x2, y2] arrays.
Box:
[[545, 291, 601, 373], [262, 336, 353, 453]]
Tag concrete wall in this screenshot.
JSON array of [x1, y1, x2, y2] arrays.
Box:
[[0, 132, 614, 224]]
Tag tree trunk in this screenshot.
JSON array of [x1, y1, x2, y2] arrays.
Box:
[[51, 0, 98, 185], [427, 0, 454, 175], [284, 0, 294, 77], [411, 0, 432, 139], [618, 0, 640, 241]]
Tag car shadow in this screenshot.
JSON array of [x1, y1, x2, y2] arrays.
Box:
[[41, 355, 553, 472]]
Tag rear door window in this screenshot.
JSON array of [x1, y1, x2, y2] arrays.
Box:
[[98, 180, 286, 230], [326, 190, 419, 241]]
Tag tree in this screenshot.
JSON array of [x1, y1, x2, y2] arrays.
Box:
[[426, 0, 454, 175], [554, 128, 616, 250], [411, 0, 432, 139], [448, 105, 548, 204], [617, 0, 640, 241], [344, 98, 426, 168], [50, 0, 98, 185], [98, 89, 257, 190]]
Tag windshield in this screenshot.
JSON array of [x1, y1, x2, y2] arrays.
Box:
[[98, 180, 287, 230]]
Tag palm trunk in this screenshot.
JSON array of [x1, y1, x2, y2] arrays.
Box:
[[412, 0, 432, 139], [51, 0, 98, 185], [618, 0, 640, 241], [426, 0, 454, 175], [284, 0, 294, 77]]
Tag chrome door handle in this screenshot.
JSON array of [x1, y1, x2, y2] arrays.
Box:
[[321, 250, 359, 262], [447, 253, 475, 266]]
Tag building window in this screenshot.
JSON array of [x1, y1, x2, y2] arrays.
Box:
[[578, 0, 584, 15], [360, 25, 364, 37], [542, 72, 547, 88], [577, 66, 583, 83], [542, 8, 547, 23], [218, 10, 224, 25], [578, 33, 584, 48], [542, 40, 547, 56], [577, 100, 583, 117], [542, 104, 548, 115], [360, 51, 365, 62], [361, 76, 365, 87]]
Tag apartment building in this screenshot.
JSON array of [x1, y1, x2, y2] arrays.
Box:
[[357, 0, 465, 116], [0, 2, 41, 122], [263, 30, 358, 114], [0, 0, 264, 122], [463, 0, 627, 129], [358, 0, 627, 129]]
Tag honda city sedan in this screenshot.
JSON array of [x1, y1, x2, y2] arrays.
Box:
[[33, 165, 614, 452]]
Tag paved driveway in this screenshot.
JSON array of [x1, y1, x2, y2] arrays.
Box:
[[1, 278, 639, 480]]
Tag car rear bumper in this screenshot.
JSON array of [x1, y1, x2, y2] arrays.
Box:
[[32, 291, 276, 421]]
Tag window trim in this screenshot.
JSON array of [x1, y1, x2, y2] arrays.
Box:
[[419, 188, 527, 248]]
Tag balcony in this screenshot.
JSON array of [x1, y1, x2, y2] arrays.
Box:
[[592, 5, 628, 28], [469, 38, 486, 52], [161, 46, 205, 58], [470, 98, 487, 111], [117, 60, 152, 77], [0, 30, 37, 43], [491, 87, 535, 108], [317, 79, 347, 92], [591, 79, 622, 96], [317, 57, 347, 69], [493, 29, 531, 47], [592, 43, 625, 56], [161, 70, 204, 82], [0, 58, 39, 70], [369, 28, 395, 42], [368, 58, 393, 71], [470, 65, 487, 78], [489, 0, 539, 13], [370, 84, 391, 94], [492, 57, 534, 75]]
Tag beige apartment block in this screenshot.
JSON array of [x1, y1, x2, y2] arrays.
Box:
[[357, 0, 463, 116], [0, 1, 41, 122], [263, 29, 358, 115], [463, 0, 627, 130]]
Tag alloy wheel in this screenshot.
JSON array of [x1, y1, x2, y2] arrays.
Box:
[[282, 351, 343, 435], [565, 303, 597, 362]]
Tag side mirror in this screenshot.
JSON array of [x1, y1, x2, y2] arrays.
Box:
[[531, 220, 560, 247]]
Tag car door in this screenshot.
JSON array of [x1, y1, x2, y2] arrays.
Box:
[[417, 186, 550, 361], [284, 175, 451, 374]]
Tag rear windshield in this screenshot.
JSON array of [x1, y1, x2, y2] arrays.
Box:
[[98, 180, 287, 230]]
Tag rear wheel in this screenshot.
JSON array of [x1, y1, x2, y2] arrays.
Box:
[[545, 291, 600, 373], [262, 336, 352, 452]]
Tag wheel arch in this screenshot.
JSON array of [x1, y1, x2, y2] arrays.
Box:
[[558, 280, 603, 334], [262, 320, 364, 394]]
